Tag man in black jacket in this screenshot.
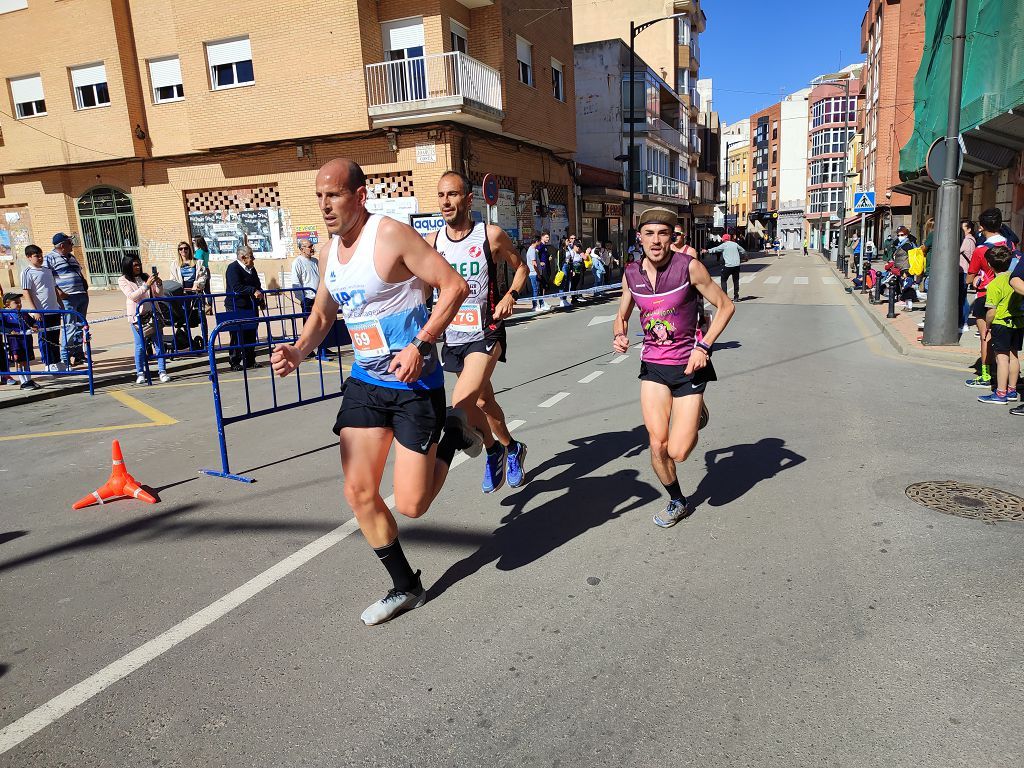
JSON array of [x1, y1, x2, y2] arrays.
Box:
[[224, 245, 263, 370]]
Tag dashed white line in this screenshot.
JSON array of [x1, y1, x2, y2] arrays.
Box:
[[0, 417, 529, 755], [538, 391, 572, 408], [610, 355, 630, 364], [822, 276, 838, 285], [794, 276, 809, 285], [764, 276, 782, 285], [739, 274, 756, 284], [578, 371, 604, 384]]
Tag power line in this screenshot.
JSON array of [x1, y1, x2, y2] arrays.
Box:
[[0, 107, 123, 159]]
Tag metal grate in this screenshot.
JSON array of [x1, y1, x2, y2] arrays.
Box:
[[905, 481, 1024, 523]]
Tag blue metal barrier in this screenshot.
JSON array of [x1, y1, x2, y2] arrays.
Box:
[[200, 311, 346, 483], [137, 288, 306, 384], [0, 308, 95, 395]]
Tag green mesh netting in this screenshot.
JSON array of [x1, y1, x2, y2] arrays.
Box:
[[899, 0, 1024, 177]]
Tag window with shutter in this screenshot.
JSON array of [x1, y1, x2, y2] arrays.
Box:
[[516, 36, 532, 86], [149, 57, 184, 103], [70, 63, 110, 110], [206, 37, 255, 90], [9, 74, 45, 118]]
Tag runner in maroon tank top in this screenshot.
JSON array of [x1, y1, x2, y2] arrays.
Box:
[[612, 208, 735, 527]]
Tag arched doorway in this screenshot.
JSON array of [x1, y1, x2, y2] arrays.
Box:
[[76, 187, 139, 287]]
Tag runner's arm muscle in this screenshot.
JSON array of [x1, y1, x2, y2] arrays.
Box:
[[612, 275, 635, 353], [488, 224, 528, 321]]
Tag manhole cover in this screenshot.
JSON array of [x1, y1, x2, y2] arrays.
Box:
[[906, 481, 1024, 522]]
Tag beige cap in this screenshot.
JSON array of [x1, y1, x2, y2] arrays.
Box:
[[637, 207, 678, 228]]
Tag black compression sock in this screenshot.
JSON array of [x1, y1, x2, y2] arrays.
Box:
[[437, 431, 459, 466], [373, 538, 417, 592], [486, 440, 504, 456], [663, 479, 684, 502]]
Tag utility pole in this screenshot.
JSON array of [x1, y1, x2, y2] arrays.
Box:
[[628, 20, 636, 242], [923, 0, 968, 346]]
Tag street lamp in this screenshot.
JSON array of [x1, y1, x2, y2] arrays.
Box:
[[812, 69, 856, 275], [627, 12, 688, 240]]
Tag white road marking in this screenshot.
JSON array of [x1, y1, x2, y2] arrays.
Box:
[[822, 277, 838, 285], [0, 416, 528, 755], [794, 276, 809, 285], [578, 371, 604, 384], [764, 276, 782, 285], [538, 392, 571, 408], [739, 275, 756, 284], [586, 315, 616, 327], [610, 355, 630, 364]]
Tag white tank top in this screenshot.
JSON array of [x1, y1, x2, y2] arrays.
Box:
[[434, 221, 501, 345], [323, 214, 441, 390]]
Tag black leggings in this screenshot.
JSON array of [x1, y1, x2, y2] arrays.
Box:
[[721, 266, 741, 297]]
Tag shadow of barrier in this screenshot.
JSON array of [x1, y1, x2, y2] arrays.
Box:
[[200, 311, 350, 483], [0, 308, 95, 395], [136, 288, 305, 384]]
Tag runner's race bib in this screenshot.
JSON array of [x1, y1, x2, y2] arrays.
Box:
[[450, 302, 483, 334], [346, 316, 389, 359]]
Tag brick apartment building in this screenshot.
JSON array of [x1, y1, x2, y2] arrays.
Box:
[[0, 0, 576, 290]]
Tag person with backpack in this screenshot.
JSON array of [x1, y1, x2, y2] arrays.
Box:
[[966, 208, 1010, 388]]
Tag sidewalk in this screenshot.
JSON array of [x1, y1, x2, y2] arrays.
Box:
[[827, 257, 978, 367]]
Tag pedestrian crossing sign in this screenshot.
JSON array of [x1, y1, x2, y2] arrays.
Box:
[[853, 191, 876, 213]]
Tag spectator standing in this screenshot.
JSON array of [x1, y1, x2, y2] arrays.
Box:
[[225, 245, 263, 370], [19, 244, 63, 370], [292, 238, 333, 360], [590, 242, 606, 287], [1, 291, 40, 389], [118, 255, 170, 385], [567, 241, 585, 302], [704, 234, 746, 302], [192, 235, 213, 314], [977, 245, 1023, 404], [966, 208, 1006, 388], [535, 231, 551, 301], [169, 241, 208, 294], [892, 226, 914, 272], [525, 234, 543, 310], [959, 219, 977, 333], [44, 232, 88, 368]]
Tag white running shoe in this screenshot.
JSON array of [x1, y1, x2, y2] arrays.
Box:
[[360, 572, 426, 626], [159, 372, 172, 383], [653, 498, 692, 528], [135, 373, 146, 385]]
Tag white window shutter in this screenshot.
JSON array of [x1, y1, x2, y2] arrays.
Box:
[[9, 74, 44, 103], [206, 37, 252, 67], [148, 57, 182, 89], [516, 36, 532, 65], [382, 18, 424, 51], [71, 63, 107, 89]]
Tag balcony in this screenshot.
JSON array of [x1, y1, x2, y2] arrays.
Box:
[[365, 51, 504, 128], [688, 87, 700, 114], [628, 116, 688, 154], [633, 171, 688, 201]]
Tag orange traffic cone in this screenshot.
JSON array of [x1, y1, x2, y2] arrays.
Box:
[[72, 440, 158, 510]]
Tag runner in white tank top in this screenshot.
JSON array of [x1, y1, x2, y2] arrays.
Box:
[[428, 171, 530, 495], [270, 159, 476, 627]]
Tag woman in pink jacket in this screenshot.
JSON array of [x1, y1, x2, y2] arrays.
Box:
[[118, 255, 171, 384]]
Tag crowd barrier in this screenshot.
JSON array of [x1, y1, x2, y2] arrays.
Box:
[[200, 310, 349, 483], [135, 288, 305, 384], [508, 280, 622, 323], [0, 308, 95, 395]]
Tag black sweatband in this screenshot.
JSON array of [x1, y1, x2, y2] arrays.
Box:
[[695, 341, 712, 355]]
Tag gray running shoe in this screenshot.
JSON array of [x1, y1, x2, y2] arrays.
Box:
[[360, 571, 426, 626], [653, 499, 692, 528], [445, 407, 484, 458], [698, 402, 709, 430]]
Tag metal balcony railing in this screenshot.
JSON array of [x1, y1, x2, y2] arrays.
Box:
[[365, 51, 502, 113], [633, 171, 687, 200]]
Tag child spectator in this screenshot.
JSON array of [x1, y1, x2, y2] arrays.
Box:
[[899, 270, 917, 312], [1, 292, 41, 390], [977, 245, 1023, 404]]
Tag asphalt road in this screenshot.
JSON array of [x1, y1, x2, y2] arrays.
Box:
[[1, 252, 1021, 767]]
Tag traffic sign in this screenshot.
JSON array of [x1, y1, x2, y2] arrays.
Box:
[[853, 190, 876, 214], [482, 173, 499, 205], [926, 136, 964, 185]]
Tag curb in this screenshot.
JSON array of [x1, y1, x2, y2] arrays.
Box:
[[825, 259, 973, 366]]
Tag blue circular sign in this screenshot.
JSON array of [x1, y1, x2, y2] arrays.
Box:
[[482, 174, 499, 206]]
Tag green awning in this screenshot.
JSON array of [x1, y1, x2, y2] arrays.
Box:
[[899, 0, 1024, 178]]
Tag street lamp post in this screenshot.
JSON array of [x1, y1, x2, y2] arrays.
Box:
[[627, 13, 688, 240]]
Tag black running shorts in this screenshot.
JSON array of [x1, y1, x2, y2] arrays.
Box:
[[638, 359, 717, 397], [989, 324, 1024, 354], [972, 295, 989, 320], [441, 328, 507, 374], [333, 378, 445, 454]]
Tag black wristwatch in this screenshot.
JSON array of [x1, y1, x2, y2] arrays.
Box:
[[695, 340, 712, 356], [411, 337, 433, 356], [509, 289, 521, 301]]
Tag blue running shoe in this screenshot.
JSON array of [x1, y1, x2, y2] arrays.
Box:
[[506, 441, 528, 488], [978, 391, 1009, 404], [965, 376, 992, 388], [1007, 389, 1020, 402], [653, 498, 692, 528], [482, 444, 507, 493]]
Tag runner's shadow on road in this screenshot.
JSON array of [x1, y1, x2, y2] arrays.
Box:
[[689, 437, 805, 509], [427, 426, 657, 602]]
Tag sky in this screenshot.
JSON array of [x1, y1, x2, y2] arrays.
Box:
[[699, 0, 867, 125]]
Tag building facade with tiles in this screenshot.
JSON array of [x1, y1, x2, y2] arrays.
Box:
[[0, 0, 576, 290]]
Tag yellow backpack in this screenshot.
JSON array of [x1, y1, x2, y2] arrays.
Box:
[[907, 247, 926, 276]]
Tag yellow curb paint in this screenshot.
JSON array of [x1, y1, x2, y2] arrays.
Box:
[[0, 391, 177, 442]]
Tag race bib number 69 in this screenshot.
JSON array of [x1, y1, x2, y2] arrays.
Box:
[[346, 317, 389, 359]]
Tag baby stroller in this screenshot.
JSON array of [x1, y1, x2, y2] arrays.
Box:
[[153, 287, 205, 354]]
